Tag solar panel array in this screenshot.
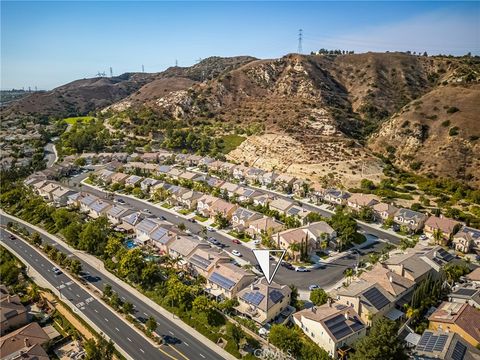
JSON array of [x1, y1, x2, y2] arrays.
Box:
[[209, 272, 235, 290], [416, 332, 448, 353], [242, 291, 265, 306], [454, 288, 477, 297], [190, 254, 211, 269], [324, 313, 365, 340], [269, 290, 284, 304], [437, 248, 454, 262], [363, 287, 390, 310], [451, 341, 467, 360]]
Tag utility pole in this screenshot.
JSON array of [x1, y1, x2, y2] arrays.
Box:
[[142, 64, 145, 73], [110, 67, 113, 77], [298, 29, 303, 54], [175, 59, 178, 67]]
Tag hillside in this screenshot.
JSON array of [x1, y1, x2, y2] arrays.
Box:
[[368, 83, 480, 187]]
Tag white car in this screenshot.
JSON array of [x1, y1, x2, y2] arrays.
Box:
[[231, 250, 242, 257], [52, 267, 62, 275], [419, 234, 428, 240], [207, 226, 215, 232]]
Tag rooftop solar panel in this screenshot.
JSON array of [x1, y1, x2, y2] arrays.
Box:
[[417, 332, 448, 353], [242, 292, 265, 306], [269, 290, 284, 304], [363, 287, 390, 310], [417, 332, 431, 351], [190, 254, 211, 269], [454, 288, 477, 297], [209, 272, 235, 290], [452, 341, 467, 360], [437, 248, 454, 262]]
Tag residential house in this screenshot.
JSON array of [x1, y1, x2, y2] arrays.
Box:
[[413, 329, 480, 360], [206, 177, 224, 189], [292, 179, 307, 197], [209, 199, 238, 220], [150, 227, 176, 254], [106, 205, 133, 225], [196, 194, 221, 217], [157, 165, 172, 175], [372, 202, 399, 223], [324, 189, 350, 206], [87, 199, 112, 219], [306, 221, 337, 242], [231, 207, 263, 231], [234, 187, 262, 203], [110, 172, 129, 185], [140, 152, 158, 163], [38, 182, 60, 201], [359, 263, 416, 302], [206, 160, 224, 173], [140, 178, 161, 192], [167, 168, 184, 179], [0, 293, 28, 335], [198, 156, 215, 167], [309, 183, 325, 204], [252, 193, 274, 207], [428, 302, 480, 347], [232, 165, 248, 180], [394, 208, 428, 232], [96, 169, 115, 184], [275, 173, 296, 192], [453, 226, 480, 253], [448, 287, 480, 309], [286, 205, 311, 222], [125, 175, 143, 187], [424, 215, 462, 243], [179, 171, 201, 182], [417, 245, 456, 273], [206, 262, 256, 300], [51, 186, 77, 206], [134, 218, 164, 244], [236, 277, 292, 325], [347, 193, 379, 211], [261, 172, 278, 187], [79, 194, 99, 213], [0, 323, 50, 360], [219, 182, 240, 198], [168, 236, 209, 266], [187, 247, 230, 278], [384, 250, 435, 283], [269, 198, 295, 215], [245, 168, 265, 184], [293, 303, 366, 359], [247, 217, 284, 239], [466, 268, 480, 286], [120, 211, 145, 233], [178, 190, 203, 210], [334, 280, 396, 325]]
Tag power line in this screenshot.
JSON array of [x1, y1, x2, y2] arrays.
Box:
[[298, 29, 303, 54]]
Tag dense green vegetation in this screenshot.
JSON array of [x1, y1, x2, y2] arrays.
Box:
[[64, 116, 95, 125], [56, 119, 111, 155]]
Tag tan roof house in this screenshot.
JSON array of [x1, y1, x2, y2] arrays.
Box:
[[0, 294, 28, 335], [359, 263, 416, 300], [236, 277, 292, 325], [453, 226, 480, 254], [168, 236, 209, 265], [424, 215, 462, 242], [0, 323, 50, 359], [373, 202, 399, 222], [394, 208, 428, 232], [209, 199, 238, 220], [110, 172, 129, 184], [247, 217, 284, 238], [206, 262, 256, 299], [293, 303, 366, 359], [269, 198, 295, 214], [347, 193, 379, 211], [231, 207, 263, 231], [187, 247, 230, 278]]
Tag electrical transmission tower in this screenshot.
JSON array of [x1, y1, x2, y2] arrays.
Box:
[[298, 29, 303, 54], [96, 71, 106, 77], [110, 67, 113, 77], [142, 64, 145, 72], [175, 59, 178, 67]]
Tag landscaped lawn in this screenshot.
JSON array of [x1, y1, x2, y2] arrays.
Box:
[[221, 134, 246, 153], [64, 116, 95, 125], [194, 214, 208, 222], [161, 202, 173, 209], [178, 209, 192, 215], [227, 230, 251, 242]]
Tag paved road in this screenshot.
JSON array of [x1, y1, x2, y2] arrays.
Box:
[[67, 177, 389, 290], [44, 143, 57, 168], [0, 228, 174, 360], [0, 216, 227, 360]]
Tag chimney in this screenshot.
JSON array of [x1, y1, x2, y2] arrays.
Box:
[[344, 312, 349, 321], [251, 284, 254, 291], [7, 295, 11, 303], [312, 306, 316, 314], [327, 298, 332, 307], [24, 338, 30, 347], [400, 264, 405, 277], [389, 275, 393, 283]]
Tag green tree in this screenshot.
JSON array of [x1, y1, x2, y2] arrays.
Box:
[[118, 248, 144, 283], [350, 318, 407, 360], [214, 212, 229, 229], [31, 232, 42, 246], [103, 284, 112, 297], [122, 301, 134, 314], [69, 259, 82, 275], [146, 316, 157, 332], [268, 325, 302, 355], [310, 288, 329, 306]]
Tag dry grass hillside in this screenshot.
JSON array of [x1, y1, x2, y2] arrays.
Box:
[[368, 83, 480, 187]]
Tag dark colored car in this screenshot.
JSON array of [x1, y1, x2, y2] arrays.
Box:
[[162, 335, 181, 345], [281, 261, 294, 270]]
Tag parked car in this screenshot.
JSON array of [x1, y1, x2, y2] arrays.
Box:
[[295, 266, 309, 272], [143, 208, 151, 214], [231, 250, 242, 257], [308, 284, 320, 291], [232, 239, 241, 244], [114, 198, 126, 204], [188, 218, 196, 223], [9, 235, 16, 240], [253, 240, 261, 245], [206, 226, 215, 232], [160, 216, 167, 220], [52, 267, 62, 275], [281, 261, 294, 270]]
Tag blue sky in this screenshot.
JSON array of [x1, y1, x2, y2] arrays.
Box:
[[2, 1, 479, 90]]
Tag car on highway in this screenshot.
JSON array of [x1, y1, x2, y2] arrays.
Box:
[[281, 261, 294, 270], [308, 284, 320, 291], [231, 250, 242, 257], [162, 335, 181, 345], [52, 267, 62, 275], [114, 198, 126, 204], [9, 234, 16, 240], [208, 237, 219, 245], [206, 226, 215, 232], [232, 239, 241, 244], [295, 266, 310, 272], [143, 208, 151, 214], [160, 216, 167, 220], [188, 218, 196, 223]]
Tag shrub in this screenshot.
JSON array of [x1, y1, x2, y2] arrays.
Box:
[[441, 120, 451, 127], [446, 106, 459, 114], [449, 126, 459, 136]]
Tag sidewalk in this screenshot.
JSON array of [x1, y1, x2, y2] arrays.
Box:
[[2, 211, 237, 360]]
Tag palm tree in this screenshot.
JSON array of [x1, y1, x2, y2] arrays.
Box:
[[289, 243, 301, 261], [344, 268, 354, 285], [433, 229, 444, 245]]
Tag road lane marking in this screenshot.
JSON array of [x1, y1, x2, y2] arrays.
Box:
[[157, 348, 178, 360], [144, 312, 148, 316], [169, 345, 189, 360], [169, 331, 174, 335], [140, 349, 145, 354], [200, 354, 205, 358], [115, 327, 119, 331], [184, 342, 189, 347], [94, 309, 98, 313], [127, 337, 132, 342], [76, 294, 80, 298]]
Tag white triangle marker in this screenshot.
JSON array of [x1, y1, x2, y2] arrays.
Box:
[[252, 249, 286, 284]]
